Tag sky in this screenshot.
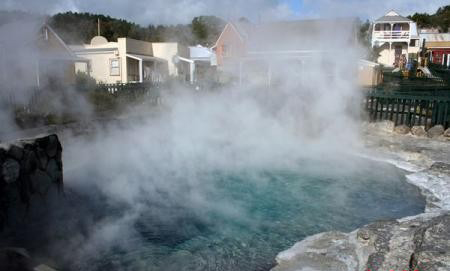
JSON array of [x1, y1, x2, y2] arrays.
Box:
[[0, 0, 448, 25]]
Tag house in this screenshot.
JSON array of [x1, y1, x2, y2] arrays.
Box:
[[0, 21, 81, 94], [212, 19, 359, 85], [419, 31, 450, 67], [71, 36, 190, 84], [187, 45, 217, 83], [371, 11, 421, 67]]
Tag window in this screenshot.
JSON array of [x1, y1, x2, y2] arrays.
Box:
[[110, 58, 120, 76], [222, 44, 232, 57]]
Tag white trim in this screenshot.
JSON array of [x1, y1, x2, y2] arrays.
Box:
[[126, 53, 166, 62], [71, 47, 118, 54]]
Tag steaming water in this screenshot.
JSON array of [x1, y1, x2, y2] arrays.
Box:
[[76, 158, 424, 271]]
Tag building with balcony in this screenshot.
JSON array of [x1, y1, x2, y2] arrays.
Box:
[[371, 11, 420, 67]]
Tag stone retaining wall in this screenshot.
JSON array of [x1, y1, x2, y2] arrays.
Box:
[[0, 134, 63, 228]]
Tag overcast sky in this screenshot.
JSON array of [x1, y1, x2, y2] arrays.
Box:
[[1, 0, 448, 25]]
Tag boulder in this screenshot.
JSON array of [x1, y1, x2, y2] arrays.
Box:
[[411, 126, 427, 137], [7, 145, 23, 160], [36, 148, 48, 170], [371, 121, 395, 133], [45, 135, 59, 158], [29, 170, 53, 195], [0, 247, 33, 271], [394, 125, 410, 135], [427, 125, 445, 138], [444, 128, 450, 138], [2, 159, 20, 184]]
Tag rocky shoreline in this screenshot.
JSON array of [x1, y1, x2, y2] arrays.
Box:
[[271, 122, 450, 271]]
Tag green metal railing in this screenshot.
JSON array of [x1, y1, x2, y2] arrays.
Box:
[[365, 90, 450, 129]]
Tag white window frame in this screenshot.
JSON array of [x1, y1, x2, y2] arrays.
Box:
[[110, 58, 120, 76]]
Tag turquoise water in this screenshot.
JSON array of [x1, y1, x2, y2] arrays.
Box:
[[80, 158, 425, 271]]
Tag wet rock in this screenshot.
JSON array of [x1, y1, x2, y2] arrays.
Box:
[[427, 125, 444, 138], [36, 148, 48, 170], [272, 231, 358, 271], [430, 162, 450, 175], [394, 125, 410, 135], [45, 135, 59, 158], [30, 170, 53, 195], [0, 247, 33, 271], [2, 159, 20, 184], [34, 264, 58, 271], [46, 159, 62, 184], [411, 126, 427, 137], [23, 151, 38, 173], [7, 145, 23, 160], [0, 134, 63, 228], [444, 128, 450, 138]]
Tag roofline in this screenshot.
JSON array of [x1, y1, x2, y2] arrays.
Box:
[[373, 20, 412, 23], [213, 22, 245, 49], [70, 47, 118, 53], [42, 23, 76, 57]]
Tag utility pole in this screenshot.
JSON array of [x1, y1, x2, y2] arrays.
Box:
[[97, 18, 101, 36]]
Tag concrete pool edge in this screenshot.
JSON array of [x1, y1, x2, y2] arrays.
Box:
[[271, 123, 450, 271]]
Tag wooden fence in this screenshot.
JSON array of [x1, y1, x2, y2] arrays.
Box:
[[365, 90, 450, 129]]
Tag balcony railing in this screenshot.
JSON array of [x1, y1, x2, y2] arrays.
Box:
[[373, 31, 410, 40]]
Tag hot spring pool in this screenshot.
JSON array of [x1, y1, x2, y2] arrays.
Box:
[[75, 158, 425, 271]]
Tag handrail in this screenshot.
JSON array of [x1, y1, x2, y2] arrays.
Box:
[[373, 30, 410, 40]]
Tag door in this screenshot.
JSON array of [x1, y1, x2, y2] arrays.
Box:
[[394, 45, 402, 66]]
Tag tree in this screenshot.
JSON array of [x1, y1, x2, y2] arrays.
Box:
[[408, 5, 450, 32]]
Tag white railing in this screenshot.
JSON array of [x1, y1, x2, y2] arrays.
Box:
[[373, 31, 410, 40]]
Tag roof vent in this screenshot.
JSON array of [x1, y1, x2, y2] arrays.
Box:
[[385, 10, 400, 16]]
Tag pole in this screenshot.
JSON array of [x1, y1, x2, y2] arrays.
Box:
[[98, 18, 101, 36]]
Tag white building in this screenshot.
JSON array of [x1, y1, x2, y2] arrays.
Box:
[[71, 36, 190, 84], [371, 11, 421, 67]]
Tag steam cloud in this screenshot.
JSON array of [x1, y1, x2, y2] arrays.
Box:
[[0, 1, 431, 270]]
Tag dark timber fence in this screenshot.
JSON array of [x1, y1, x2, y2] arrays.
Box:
[[96, 82, 162, 104], [365, 90, 450, 129]]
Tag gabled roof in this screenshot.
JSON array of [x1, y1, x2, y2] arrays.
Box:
[[375, 10, 412, 23], [419, 33, 450, 42]]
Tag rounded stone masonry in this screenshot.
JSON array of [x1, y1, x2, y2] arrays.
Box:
[[0, 134, 63, 228], [394, 124, 410, 135], [427, 125, 445, 138], [411, 126, 427, 137], [2, 159, 20, 184]]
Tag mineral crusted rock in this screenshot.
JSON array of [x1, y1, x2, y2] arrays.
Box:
[[411, 126, 427, 137], [368, 120, 395, 133], [394, 124, 410, 135], [271, 213, 450, 271], [444, 128, 450, 138], [427, 125, 444, 138]]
